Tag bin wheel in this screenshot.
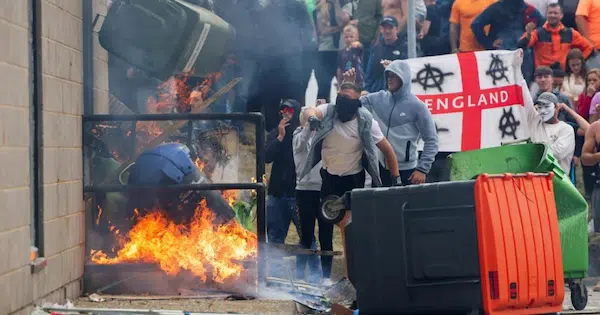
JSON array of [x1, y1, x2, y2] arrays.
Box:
[[570, 282, 588, 311], [320, 195, 347, 225]]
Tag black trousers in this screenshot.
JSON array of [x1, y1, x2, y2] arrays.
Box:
[[319, 168, 366, 278], [583, 165, 597, 199], [379, 164, 415, 187], [296, 190, 326, 281]]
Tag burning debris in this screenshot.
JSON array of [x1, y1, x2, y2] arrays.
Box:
[[88, 141, 258, 287], [84, 36, 253, 296], [90, 199, 257, 283]]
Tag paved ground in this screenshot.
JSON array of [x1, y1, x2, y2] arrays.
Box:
[[71, 285, 600, 314], [563, 286, 600, 313]]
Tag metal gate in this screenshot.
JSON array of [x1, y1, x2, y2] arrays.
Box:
[[82, 112, 266, 295]]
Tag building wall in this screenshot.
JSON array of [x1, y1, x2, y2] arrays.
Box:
[[0, 1, 107, 314]]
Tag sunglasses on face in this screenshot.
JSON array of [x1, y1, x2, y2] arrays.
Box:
[[280, 107, 295, 115]]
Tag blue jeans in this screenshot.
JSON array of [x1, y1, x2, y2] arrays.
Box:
[[267, 195, 299, 243]]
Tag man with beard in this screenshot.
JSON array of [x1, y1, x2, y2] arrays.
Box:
[[298, 82, 399, 283], [344, 60, 438, 186]]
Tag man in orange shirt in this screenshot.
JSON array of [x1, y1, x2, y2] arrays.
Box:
[[518, 3, 595, 69], [576, 0, 600, 50], [449, 0, 496, 52]]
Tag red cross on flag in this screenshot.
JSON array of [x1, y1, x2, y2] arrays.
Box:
[[412, 50, 528, 152]]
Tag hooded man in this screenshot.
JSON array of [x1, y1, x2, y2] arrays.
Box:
[[265, 99, 304, 245], [344, 60, 438, 186]]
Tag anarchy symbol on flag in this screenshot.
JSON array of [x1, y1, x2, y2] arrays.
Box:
[[412, 64, 454, 92], [411, 50, 529, 152]]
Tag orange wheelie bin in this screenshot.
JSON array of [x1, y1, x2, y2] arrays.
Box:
[[475, 173, 564, 315]]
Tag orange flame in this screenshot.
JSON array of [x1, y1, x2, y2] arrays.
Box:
[[90, 199, 257, 283], [221, 190, 238, 207], [194, 158, 206, 172]]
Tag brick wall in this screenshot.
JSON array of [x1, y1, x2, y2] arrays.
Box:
[[0, 1, 107, 313], [93, 0, 109, 114]]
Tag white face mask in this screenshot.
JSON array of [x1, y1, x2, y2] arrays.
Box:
[[536, 103, 556, 122]]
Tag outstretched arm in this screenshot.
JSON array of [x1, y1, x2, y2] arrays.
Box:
[[559, 103, 590, 132]]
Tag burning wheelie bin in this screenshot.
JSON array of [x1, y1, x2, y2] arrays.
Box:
[[447, 142, 589, 310]]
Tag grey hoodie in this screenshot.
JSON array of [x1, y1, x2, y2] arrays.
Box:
[[360, 60, 438, 173], [292, 126, 322, 191]]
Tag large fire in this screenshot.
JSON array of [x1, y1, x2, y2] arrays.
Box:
[[91, 70, 257, 284], [90, 198, 257, 283]]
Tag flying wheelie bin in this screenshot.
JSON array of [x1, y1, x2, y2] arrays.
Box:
[[447, 142, 589, 310]]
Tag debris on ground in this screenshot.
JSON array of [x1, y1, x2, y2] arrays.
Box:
[[73, 297, 297, 315]]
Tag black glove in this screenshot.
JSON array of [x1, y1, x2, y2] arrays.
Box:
[[391, 176, 403, 186], [308, 116, 322, 131]]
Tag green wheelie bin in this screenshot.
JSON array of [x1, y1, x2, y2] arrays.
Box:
[[447, 142, 589, 310]]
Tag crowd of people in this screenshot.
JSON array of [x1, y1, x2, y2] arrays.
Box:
[[105, 0, 600, 286], [259, 0, 600, 285]]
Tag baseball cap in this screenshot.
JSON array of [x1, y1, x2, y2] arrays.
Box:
[[535, 92, 559, 106], [380, 16, 399, 27], [534, 66, 553, 77]]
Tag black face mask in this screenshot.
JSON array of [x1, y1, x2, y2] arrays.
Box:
[[336, 95, 361, 123]]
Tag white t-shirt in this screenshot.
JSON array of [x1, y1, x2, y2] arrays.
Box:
[[520, 82, 575, 175], [317, 104, 385, 176]]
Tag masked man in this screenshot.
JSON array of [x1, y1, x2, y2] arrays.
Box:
[[521, 89, 589, 175], [344, 60, 438, 186], [299, 82, 399, 189]]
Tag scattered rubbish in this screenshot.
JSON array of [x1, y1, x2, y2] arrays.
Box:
[[88, 293, 105, 302], [41, 306, 260, 315], [323, 278, 356, 308]]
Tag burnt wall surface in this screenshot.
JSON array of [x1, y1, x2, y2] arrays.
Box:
[[0, 1, 108, 314]]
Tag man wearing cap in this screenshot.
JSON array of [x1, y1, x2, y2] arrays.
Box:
[[364, 16, 406, 93], [521, 87, 589, 175]]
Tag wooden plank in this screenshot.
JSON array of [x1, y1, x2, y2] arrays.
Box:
[[267, 243, 342, 257]]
